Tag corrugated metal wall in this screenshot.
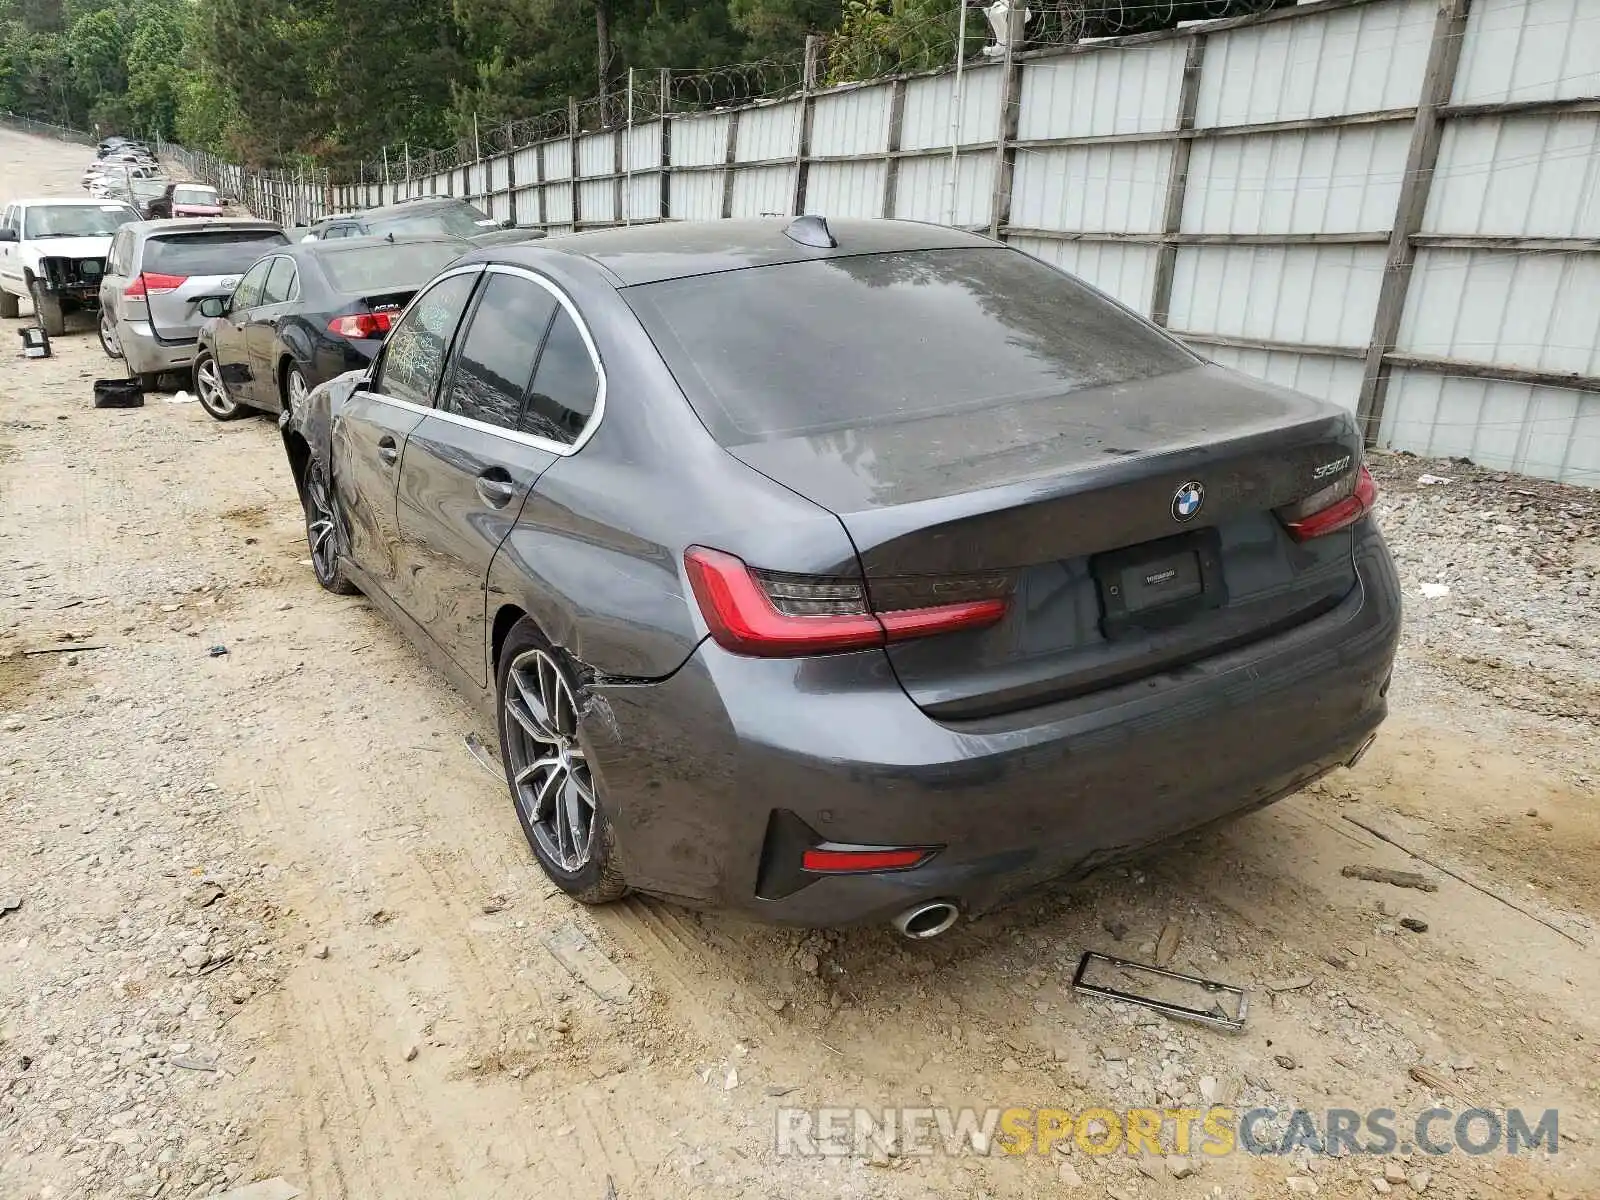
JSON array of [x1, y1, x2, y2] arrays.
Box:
[[178, 0, 1598, 485]]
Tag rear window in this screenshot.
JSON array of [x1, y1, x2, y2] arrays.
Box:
[[626, 247, 1199, 445], [318, 241, 465, 292], [142, 230, 289, 275], [173, 186, 218, 205]]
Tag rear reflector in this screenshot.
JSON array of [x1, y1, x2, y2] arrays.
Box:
[[800, 846, 935, 873], [684, 546, 1009, 658], [1283, 465, 1378, 541], [327, 312, 396, 339], [124, 272, 187, 299]]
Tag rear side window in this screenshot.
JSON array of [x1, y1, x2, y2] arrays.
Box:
[[318, 242, 464, 292], [442, 273, 557, 431], [523, 310, 600, 445], [142, 230, 289, 276], [260, 258, 297, 304], [626, 247, 1199, 445], [376, 272, 477, 407]]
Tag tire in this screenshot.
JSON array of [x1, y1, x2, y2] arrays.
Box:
[[0, 288, 18, 320], [301, 458, 359, 595], [29, 282, 65, 337], [98, 308, 123, 359], [193, 352, 247, 421], [496, 620, 627, 904], [282, 364, 310, 414]]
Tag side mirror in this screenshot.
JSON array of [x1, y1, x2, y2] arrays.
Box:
[[0, 227, 17, 243], [198, 296, 229, 318]]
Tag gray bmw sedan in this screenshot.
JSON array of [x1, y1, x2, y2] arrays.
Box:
[[281, 217, 1401, 936]]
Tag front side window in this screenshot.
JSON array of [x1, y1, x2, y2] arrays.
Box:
[[374, 272, 478, 407], [230, 259, 272, 309], [260, 257, 297, 305], [523, 309, 600, 445], [442, 273, 556, 431]]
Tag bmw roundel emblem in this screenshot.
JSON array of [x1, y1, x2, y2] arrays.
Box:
[[1171, 481, 1205, 522]]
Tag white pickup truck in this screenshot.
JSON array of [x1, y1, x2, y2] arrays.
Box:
[[0, 197, 141, 335]]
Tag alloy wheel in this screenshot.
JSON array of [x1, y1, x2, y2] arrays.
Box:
[[503, 648, 597, 872], [195, 356, 238, 417], [98, 310, 122, 359], [286, 367, 309, 412], [304, 464, 338, 585]]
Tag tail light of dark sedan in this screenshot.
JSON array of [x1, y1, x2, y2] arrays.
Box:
[[327, 312, 397, 339], [684, 546, 1010, 658], [1279, 465, 1378, 541]]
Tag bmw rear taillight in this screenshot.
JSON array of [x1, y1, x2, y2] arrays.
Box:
[[683, 546, 1010, 658], [327, 312, 396, 339], [124, 272, 187, 299], [1281, 465, 1378, 540]]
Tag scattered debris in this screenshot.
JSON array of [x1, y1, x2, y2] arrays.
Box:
[[1400, 917, 1429, 934], [1342, 812, 1589, 947], [404, 1044, 419, 1062], [1266, 975, 1314, 993], [171, 1054, 218, 1072], [308, 942, 329, 960], [603, 1175, 618, 1200], [165, 390, 199, 405], [463, 731, 499, 776], [1415, 474, 1452, 486], [1341, 864, 1438, 892], [1274, 1053, 1298, 1070], [211, 1180, 301, 1200], [481, 894, 509, 914], [723, 1066, 739, 1090], [1154, 921, 1181, 968], [208, 644, 229, 657], [543, 921, 634, 1003], [0, 896, 21, 918], [1167, 1154, 1196, 1179], [1071, 951, 1248, 1033], [765, 1084, 798, 1097], [189, 880, 226, 908], [1418, 582, 1451, 599], [22, 644, 105, 656]]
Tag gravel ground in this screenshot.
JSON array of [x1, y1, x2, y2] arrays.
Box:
[[3, 128, 1598, 1200]]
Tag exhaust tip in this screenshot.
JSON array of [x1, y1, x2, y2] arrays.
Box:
[[892, 900, 960, 940]]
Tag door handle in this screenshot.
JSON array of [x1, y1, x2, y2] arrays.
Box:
[[377, 435, 399, 466], [475, 469, 518, 508]]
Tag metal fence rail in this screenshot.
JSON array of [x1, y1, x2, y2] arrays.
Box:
[[21, 0, 1600, 485]]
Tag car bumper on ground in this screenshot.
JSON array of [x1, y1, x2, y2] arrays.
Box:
[[587, 520, 1402, 929], [118, 321, 197, 376]]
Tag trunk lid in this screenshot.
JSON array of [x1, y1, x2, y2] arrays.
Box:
[[727, 364, 1364, 719], [140, 228, 288, 341]]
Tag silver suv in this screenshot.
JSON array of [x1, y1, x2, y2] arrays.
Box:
[[99, 219, 289, 388]]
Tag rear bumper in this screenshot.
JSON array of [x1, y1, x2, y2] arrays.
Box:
[[586, 519, 1402, 927], [119, 321, 197, 375]]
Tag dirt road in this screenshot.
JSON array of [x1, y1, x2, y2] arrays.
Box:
[[3, 126, 1598, 1200]]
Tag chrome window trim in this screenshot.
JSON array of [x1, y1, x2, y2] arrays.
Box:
[[260, 254, 300, 305], [369, 262, 607, 459]]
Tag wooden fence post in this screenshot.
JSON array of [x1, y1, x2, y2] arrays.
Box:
[[1357, 0, 1473, 443], [1151, 33, 1207, 327]]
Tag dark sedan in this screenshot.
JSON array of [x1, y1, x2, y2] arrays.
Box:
[[192, 234, 468, 420], [302, 197, 546, 246], [280, 217, 1401, 935]]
